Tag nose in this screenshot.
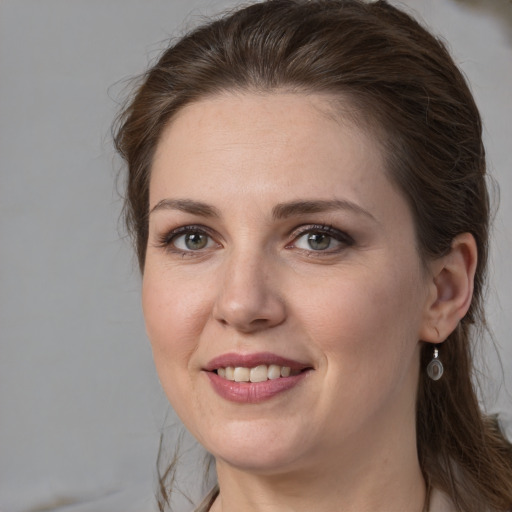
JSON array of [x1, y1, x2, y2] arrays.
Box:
[[212, 250, 286, 333]]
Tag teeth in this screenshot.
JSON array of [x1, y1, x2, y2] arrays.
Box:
[[216, 365, 296, 382], [234, 367, 250, 382], [249, 365, 268, 383], [268, 364, 281, 380]]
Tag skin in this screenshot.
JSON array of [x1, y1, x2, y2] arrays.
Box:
[[143, 92, 477, 512]]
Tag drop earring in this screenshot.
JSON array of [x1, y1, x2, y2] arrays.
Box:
[[427, 346, 444, 381]]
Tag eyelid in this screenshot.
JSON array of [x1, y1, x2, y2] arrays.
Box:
[[155, 224, 221, 253], [287, 224, 354, 251]]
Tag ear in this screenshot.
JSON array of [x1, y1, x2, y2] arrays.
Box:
[[419, 233, 478, 344]]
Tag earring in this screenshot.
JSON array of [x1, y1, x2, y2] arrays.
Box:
[[427, 347, 444, 381]]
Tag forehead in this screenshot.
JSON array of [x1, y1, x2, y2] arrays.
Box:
[[157, 91, 367, 152], [150, 92, 390, 206]]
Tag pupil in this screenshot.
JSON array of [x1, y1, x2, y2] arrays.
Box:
[[308, 233, 330, 250], [185, 233, 207, 250]]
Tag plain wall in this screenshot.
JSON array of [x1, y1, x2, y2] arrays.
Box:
[[0, 1, 510, 511]]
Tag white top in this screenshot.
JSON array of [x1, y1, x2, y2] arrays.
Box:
[[429, 488, 457, 512]]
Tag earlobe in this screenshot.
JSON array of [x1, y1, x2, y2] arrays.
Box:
[[420, 233, 478, 344]]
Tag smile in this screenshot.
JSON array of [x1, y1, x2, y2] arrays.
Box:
[[204, 352, 312, 403], [216, 365, 300, 382]]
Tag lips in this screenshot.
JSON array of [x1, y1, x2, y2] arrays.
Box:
[[203, 352, 313, 403], [204, 352, 310, 372]]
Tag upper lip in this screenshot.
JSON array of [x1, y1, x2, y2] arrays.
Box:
[[204, 352, 312, 372]]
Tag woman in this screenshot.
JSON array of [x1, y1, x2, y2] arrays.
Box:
[[113, 0, 512, 511]]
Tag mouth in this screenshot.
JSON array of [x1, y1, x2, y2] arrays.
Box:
[[203, 352, 313, 403], [214, 364, 301, 382]]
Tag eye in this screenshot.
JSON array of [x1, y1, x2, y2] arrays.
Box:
[[296, 232, 333, 251], [174, 232, 214, 251], [158, 226, 219, 253], [291, 225, 353, 252]]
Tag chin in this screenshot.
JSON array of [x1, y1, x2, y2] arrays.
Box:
[[215, 447, 303, 475], [200, 419, 313, 474]]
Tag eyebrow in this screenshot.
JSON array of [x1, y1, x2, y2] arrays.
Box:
[[149, 197, 376, 222], [149, 198, 221, 218], [271, 199, 376, 222]]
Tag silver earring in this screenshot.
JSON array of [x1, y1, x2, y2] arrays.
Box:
[[427, 347, 444, 381]]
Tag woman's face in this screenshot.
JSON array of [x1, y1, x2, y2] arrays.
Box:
[[143, 93, 433, 474]]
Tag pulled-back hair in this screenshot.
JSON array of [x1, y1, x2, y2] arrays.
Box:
[[113, 1, 512, 510]]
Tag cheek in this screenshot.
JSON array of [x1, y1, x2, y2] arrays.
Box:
[[141, 270, 211, 381], [295, 260, 425, 376], [295, 266, 424, 435], [141, 271, 217, 431]]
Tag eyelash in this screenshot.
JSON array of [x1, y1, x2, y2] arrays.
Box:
[[155, 224, 354, 256], [287, 224, 354, 254], [156, 225, 219, 256]]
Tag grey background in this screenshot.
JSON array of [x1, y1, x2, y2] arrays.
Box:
[[0, 1, 511, 511]]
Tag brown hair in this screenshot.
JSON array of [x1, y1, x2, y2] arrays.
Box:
[[113, 1, 512, 510]]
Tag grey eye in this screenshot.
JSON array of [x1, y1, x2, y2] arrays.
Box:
[[173, 232, 214, 251], [185, 233, 208, 250], [307, 233, 331, 250], [295, 231, 338, 251]]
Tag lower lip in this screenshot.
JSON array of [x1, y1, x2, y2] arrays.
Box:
[[205, 371, 309, 403]]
